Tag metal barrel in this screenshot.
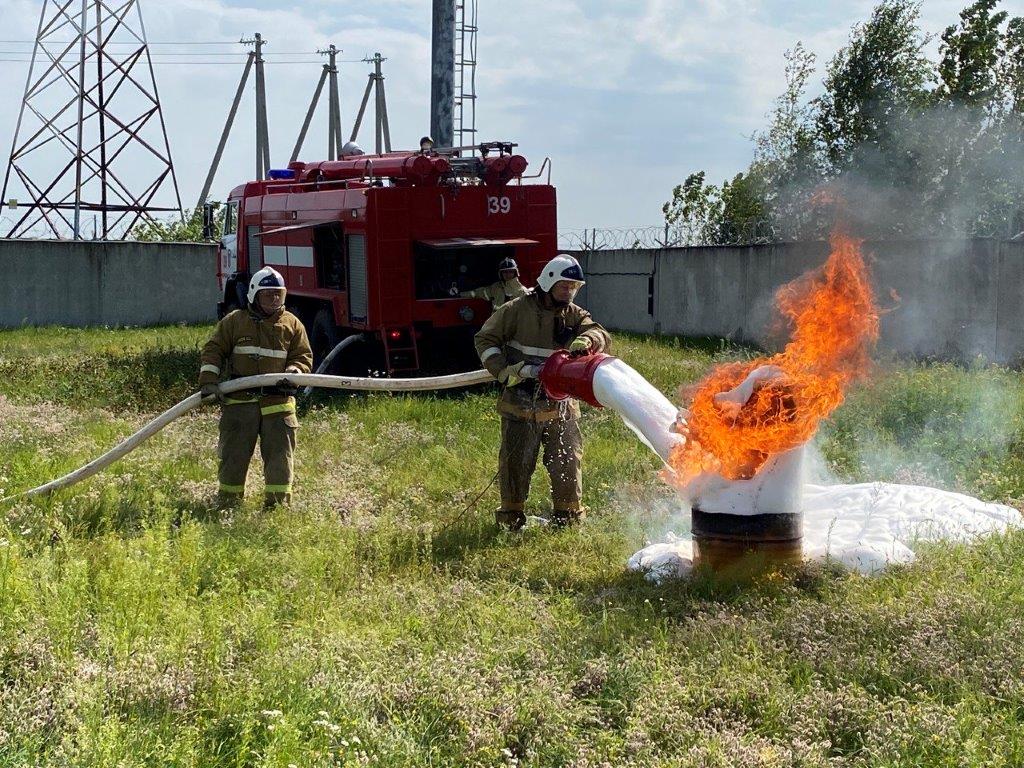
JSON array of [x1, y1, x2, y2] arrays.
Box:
[[691, 508, 803, 574]]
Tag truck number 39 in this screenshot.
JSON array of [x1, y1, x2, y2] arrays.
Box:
[[487, 196, 511, 214]]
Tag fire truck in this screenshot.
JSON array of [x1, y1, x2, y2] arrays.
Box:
[[210, 142, 556, 374]]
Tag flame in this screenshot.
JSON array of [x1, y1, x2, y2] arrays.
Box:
[[667, 229, 879, 484]]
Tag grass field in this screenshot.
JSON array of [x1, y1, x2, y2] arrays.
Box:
[[2, 324, 1024, 767]]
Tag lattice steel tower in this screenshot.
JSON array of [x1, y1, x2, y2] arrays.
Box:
[[2, 0, 182, 239]]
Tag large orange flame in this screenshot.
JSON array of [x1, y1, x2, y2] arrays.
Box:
[[667, 229, 879, 484]]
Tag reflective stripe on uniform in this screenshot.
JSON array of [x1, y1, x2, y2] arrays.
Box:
[[508, 340, 557, 358], [233, 345, 288, 359], [480, 346, 502, 362], [223, 396, 258, 405], [219, 483, 245, 493], [264, 484, 292, 493], [261, 402, 296, 416], [200, 364, 221, 375]]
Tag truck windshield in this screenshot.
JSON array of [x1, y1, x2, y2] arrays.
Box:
[[413, 243, 516, 300]]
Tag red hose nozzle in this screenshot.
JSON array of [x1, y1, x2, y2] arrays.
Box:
[[538, 351, 614, 408]]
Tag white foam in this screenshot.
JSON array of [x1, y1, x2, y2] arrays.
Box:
[[591, 358, 683, 463], [628, 482, 1022, 580]]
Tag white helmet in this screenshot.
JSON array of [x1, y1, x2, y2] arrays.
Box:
[[340, 141, 364, 157], [536, 254, 585, 292], [247, 266, 286, 305]]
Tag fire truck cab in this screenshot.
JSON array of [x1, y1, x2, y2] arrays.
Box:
[[214, 142, 556, 374]]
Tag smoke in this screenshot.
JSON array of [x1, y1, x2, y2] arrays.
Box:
[[764, 93, 1024, 243], [815, 359, 1024, 499], [607, 481, 692, 544]]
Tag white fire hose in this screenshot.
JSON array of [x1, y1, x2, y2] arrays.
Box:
[[2, 370, 493, 503]]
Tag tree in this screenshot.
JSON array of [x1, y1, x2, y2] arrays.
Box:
[[752, 43, 824, 239], [814, 0, 932, 174], [1001, 16, 1024, 112], [662, 172, 724, 245], [718, 171, 772, 243], [938, 0, 1008, 106], [129, 204, 222, 242], [664, 0, 1024, 242]]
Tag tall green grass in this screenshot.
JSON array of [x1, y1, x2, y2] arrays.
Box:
[[2, 325, 1024, 766]]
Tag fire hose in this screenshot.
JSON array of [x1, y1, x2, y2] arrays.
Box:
[[2, 369, 493, 503]]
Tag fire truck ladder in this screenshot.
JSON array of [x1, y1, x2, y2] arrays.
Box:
[[382, 328, 420, 374], [453, 0, 478, 149]]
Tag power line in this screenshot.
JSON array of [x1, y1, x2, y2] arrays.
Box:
[[0, 49, 366, 57], [0, 39, 248, 44], [0, 58, 356, 64]]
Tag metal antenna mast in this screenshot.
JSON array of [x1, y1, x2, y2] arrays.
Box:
[[349, 52, 391, 155], [195, 33, 271, 214], [453, 0, 478, 148], [291, 44, 343, 162], [1, 0, 183, 239]]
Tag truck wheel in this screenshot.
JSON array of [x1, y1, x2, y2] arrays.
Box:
[[311, 309, 340, 371]]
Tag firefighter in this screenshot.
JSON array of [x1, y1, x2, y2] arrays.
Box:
[[474, 254, 611, 530], [198, 267, 313, 508], [459, 257, 527, 311]]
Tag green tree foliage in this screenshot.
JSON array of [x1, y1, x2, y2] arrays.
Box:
[[815, 0, 932, 174], [938, 0, 1007, 105], [662, 172, 723, 245], [129, 204, 222, 242], [665, 0, 1024, 242]]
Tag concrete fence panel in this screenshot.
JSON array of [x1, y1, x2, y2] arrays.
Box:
[[0, 239, 219, 327], [572, 239, 1024, 366]]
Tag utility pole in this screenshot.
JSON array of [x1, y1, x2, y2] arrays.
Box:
[[291, 44, 342, 163], [350, 53, 391, 155], [2, 0, 182, 239], [251, 33, 271, 180], [326, 45, 342, 158], [430, 0, 455, 148], [195, 33, 271, 215]]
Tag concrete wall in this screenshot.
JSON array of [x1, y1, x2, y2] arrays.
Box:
[[576, 239, 1024, 365], [0, 239, 220, 327]]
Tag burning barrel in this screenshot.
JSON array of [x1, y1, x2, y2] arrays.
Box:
[[687, 371, 806, 574], [539, 352, 806, 576], [690, 508, 803, 573]]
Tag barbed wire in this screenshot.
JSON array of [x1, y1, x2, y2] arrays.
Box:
[[558, 220, 780, 251]]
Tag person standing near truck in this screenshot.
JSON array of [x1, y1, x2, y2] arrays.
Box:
[[474, 254, 610, 530], [199, 267, 313, 508], [459, 257, 528, 311]]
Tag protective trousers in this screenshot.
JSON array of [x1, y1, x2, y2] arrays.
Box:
[[498, 415, 583, 515], [217, 401, 297, 507]]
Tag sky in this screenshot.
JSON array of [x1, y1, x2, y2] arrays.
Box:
[[0, 0, 1019, 237]]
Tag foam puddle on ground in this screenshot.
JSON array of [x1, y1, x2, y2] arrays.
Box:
[[628, 482, 1022, 580], [587, 359, 1023, 580]]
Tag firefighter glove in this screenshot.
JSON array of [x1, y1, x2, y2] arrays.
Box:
[[568, 336, 592, 357], [499, 361, 537, 388], [200, 383, 223, 405], [274, 378, 298, 396]]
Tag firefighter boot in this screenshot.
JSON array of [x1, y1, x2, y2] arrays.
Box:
[[551, 508, 586, 528], [495, 509, 527, 531]]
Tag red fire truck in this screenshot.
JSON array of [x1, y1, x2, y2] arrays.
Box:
[[211, 142, 555, 374]]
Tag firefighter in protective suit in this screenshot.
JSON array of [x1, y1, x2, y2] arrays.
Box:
[[474, 254, 611, 530], [460, 257, 528, 311], [199, 267, 313, 508]]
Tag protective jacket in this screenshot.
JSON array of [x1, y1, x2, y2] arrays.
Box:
[[474, 290, 610, 421], [199, 307, 313, 410], [462, 278, 527, 311]]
